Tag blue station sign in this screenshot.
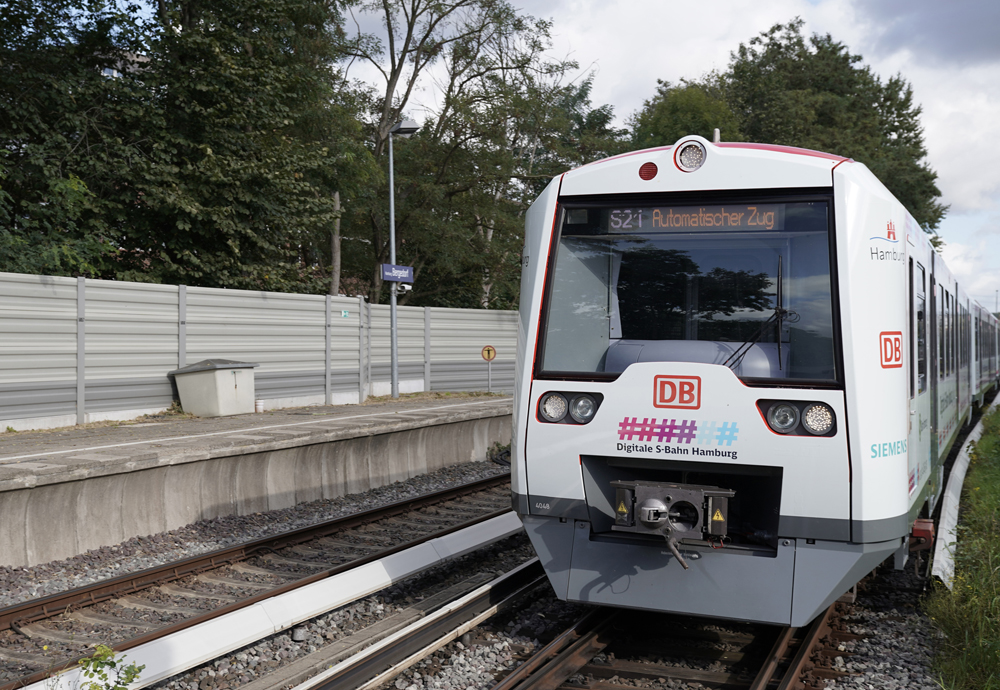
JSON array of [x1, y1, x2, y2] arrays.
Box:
[[381, 264, 414, 283]]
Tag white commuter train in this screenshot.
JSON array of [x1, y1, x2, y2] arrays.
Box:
[[511, 136, 1000, 626]]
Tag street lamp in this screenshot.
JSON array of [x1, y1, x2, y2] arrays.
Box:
[[388, 119, 420, 399]]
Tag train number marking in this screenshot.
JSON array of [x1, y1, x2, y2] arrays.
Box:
[[653, 375, 701, 409], [879, 331, 903, 368]]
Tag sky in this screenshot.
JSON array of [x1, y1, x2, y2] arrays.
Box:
[[533, 0, 1000, 311], [354, 0, 1000, 311]]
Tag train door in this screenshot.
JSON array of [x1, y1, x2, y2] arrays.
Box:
[[974, 307, 980, 400], [927, 256, 940, 508], [908, 258, 931, 515]]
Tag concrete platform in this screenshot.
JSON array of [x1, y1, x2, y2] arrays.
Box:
[[0, 396, 512, 568]]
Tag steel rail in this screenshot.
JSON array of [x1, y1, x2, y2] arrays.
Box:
[[0, 474, 511, 690], [776, 603, 836, 690], [490, 608, 619, 690], [300, 559, 548, 690], [491, 602, 837, 690], [748, 625, 796, 690]]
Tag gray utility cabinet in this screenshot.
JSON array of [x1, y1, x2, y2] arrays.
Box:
[[169, 359, 259, 417]]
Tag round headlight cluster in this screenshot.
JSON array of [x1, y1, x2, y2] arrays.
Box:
[[538, 392, 599, 424], [569, 395, 597, 423], [766, 403, 800, 434], [539, 393, 568, 422], [762, 400, 836, 436], [802, 403, 835, 435], [676, 141, 707, 172]]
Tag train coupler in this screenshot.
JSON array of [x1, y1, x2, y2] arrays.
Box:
[[610, 480, 736, 562]]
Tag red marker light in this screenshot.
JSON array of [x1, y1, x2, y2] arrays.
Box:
[[638, 162, 658, 180]]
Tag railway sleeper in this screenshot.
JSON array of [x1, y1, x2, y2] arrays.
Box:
[[14, 624, 106, 646], [158, 583, 242, 602], [315, 538, 382, 552], [230, 562, 299, 579], [114, 596, 203, 617], [584, 659, 753, 686], [194, 572, 271, 590], [0, 648, 54, 667], [67, 610, 159, 630], [258, 552, 330, 569]]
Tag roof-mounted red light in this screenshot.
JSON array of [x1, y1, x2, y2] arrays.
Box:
[[638, 162, 658, 180]]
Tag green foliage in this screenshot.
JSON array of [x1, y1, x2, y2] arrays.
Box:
[[0, 0, 142, 276], [0, 0, 375, 291], [723, 19, 947, 231], [924, 406, 1000, 689], [1, 0, 625, 308], [631, 78, 742, 148], [78, 644, 144, 690], [341, 1, 628, 309]]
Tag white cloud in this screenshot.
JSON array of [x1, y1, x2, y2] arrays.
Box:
[[352, 0, 1000, 307]]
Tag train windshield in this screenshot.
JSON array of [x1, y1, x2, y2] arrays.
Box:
[[539, 199, 838, 382]]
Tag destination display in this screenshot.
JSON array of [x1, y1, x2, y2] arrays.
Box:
[[606, 204, 785, 233]]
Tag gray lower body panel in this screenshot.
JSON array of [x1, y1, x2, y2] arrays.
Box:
[[522, 515, 900, 626]]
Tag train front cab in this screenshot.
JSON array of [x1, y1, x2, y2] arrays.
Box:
[[512, 139, 923, 627]]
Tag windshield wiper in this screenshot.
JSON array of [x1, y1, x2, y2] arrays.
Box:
[[723, 256, 796, 372]]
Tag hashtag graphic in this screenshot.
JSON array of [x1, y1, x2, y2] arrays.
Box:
[[715, 421, 739, 446], [696, 421, 717, 444], [618, 417, 658, 441], [675, 419, 697, 444], [653, 419, 679, 443]]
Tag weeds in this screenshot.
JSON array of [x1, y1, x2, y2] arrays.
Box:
[[924, 406, 1000, 689], [77, 645, 144, 690], [488, 441, 511, 466]]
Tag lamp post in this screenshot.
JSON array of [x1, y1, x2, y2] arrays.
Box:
[[388, 120, 420, 399]]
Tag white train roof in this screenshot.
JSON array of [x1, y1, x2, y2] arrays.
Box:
[[558, 135, 852, 197]]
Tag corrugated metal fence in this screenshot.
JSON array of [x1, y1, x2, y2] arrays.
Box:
[[0, 272, 517, 431]]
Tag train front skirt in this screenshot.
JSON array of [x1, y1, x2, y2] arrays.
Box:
[[521, 514, 897, 626]]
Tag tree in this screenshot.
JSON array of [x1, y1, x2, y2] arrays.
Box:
[[0, 0, 374, 290], [724, 19, 946, 231], [0, 0, 147, 276], [631, 78, 743, 148], [111, 0, 367, 290], [339, 0, 627, 308]]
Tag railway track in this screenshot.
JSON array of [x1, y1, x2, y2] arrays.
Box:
[[487, 601, 856, 690], [0, 475, 513, 690]]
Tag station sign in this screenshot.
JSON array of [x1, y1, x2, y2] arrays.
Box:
[[381, 264, 414, 283]]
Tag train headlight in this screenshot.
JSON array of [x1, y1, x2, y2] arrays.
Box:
[[675, 141, 707, 172], [569, 395, 597, 424], [766, 403, 800, 434], [539, 393, 568, 422], [802, 403, 835, 435]]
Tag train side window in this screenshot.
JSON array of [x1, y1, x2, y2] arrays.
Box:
[[948, 291, 953, 374], [908, 259, 914, 399], [938, 286, 945, 378], [916, 263, 926, 393]]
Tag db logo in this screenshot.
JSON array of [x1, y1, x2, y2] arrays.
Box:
[[880, 331, 903, 368], [654, 375, 701, 409]]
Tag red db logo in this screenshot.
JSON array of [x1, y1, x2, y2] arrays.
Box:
[[880, 331, 903, 368], [654, 375, 701, 409]]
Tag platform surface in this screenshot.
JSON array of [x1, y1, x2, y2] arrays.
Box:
[[0, 395, 512, 493]]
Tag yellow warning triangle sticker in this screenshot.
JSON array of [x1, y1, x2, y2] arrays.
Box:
[[712, 509, 725, 522], [617, 501, 628, 514]]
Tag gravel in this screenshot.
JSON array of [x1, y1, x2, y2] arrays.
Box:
[[0, 454, 948, 690], [379, 592, 586, 690], [150, 534, 539, 690], [0, 460, 509, 609], [376, 554, 948, 690], [823, 554, 943, 690]]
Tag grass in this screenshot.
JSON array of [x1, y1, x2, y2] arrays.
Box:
[[924, 405, 1000, 689]]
